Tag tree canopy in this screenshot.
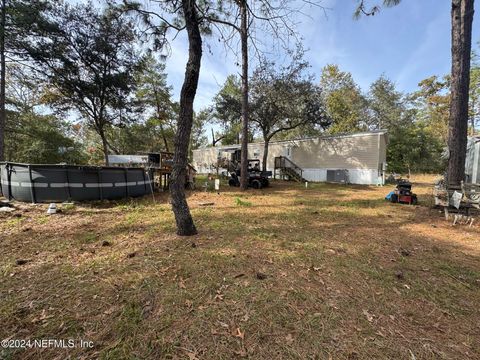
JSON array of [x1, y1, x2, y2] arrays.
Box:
[[0, 0, 478, 182], [26, 2, 143, 164]]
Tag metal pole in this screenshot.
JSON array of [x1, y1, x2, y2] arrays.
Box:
[[124, 168, 129, 198], [64, 166, 72, 201], [28, 164, 36, 204], [145, 168, 155, 203], [142, 169, 147, 192], [7, 163, 12, 201], [97, 168, 103, 201]]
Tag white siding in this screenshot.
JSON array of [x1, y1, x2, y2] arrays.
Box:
[[291, 134, 382, 170], [302, 168, 381, 185]]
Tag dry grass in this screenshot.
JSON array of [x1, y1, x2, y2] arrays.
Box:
[[1, 175, 479, 359]]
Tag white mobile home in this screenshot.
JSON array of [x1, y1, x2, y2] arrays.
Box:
[[192, 130, 388, 185]]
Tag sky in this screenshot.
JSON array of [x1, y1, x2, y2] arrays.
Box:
[[163, 0, 480, 112]]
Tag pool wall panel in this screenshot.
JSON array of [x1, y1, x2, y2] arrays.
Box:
[[0, 162, 152, 203]]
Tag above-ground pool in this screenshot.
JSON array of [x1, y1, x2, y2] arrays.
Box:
[[0, 162, 153, 203]]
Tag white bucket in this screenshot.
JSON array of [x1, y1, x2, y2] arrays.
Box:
[[47, 203, 57, 215]]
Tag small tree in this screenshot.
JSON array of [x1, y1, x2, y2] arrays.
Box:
[[368, 75, 405, 131], [410, 75, 451, 144], [320, 64, 369, 134], [135, 53, 175, 152], [211, 74, 243, 145], [250, 54, 329, 171], [26, 3, 142, 165], [5, 65, 85, 164], [190, 109, 208, 154], [470, 46, 480, 134], [470, 56, 480, 134]]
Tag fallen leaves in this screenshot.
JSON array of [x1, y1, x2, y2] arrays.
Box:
[[213, 292, 224, 301], [234, 327, 245, 340], [362, 309, 374, 323], [186, 353, 199, 360], [31, 309, 54, 323], [182, 348, 199, 360], [179, 278, 186, 289], [103, 307, 116, 315]]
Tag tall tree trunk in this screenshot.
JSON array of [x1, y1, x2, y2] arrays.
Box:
[[159, 122, 169, 152], [447, 0, 474, 186], [239, 0, 249, 191], [169, 0, 201, 236], [0, 0, 6, 162], [99, 128, 110, 166], [154, 91, 170, 152], [262, 139, 269, 172]]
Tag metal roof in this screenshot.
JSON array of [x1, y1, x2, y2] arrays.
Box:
[[193, 130, 388, 152]]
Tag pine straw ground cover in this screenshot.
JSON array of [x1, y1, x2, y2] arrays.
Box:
[[0, 175, 479, 360]]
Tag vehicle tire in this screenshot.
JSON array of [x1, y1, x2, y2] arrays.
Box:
[[228, 178, 238, 187], [251, 179, 262, 189], [262, 179, 269, 187], [390, 194, 398, 203]]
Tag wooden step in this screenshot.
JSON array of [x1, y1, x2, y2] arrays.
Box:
[[283, 168, 305, 183]]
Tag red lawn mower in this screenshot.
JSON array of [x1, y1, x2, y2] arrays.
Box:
[[387, 179, 418, 205]]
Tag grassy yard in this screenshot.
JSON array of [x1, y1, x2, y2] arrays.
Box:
[[1, 176, 479, 359]]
